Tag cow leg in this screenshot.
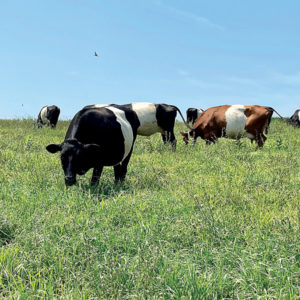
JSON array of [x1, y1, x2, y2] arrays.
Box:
[[206, 138, 217, 145], [114, 149, 133, 183], [169, 130, 176, 151], [255, 133, 267, 148], [204, 133, 217, 145], [114, 164, 123, 183], [192, 136, 197, 145], [161, 131, 176, 150], [161, 132, 167, 144], [91, 166, 103, 186], [260, 134, 267, 147]]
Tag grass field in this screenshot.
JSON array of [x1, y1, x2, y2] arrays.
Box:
[[0, 118, 299, 299]]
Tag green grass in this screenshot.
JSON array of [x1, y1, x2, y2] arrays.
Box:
[[0, 118, 299, 299]]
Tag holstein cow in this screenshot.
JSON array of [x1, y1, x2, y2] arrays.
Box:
[[37, 105, 60, 128], [85, 102, 191, 150], [289, 109, 300, 127], [181, 105, 282, 147], [186, 108, 204, 125], [46, 105, 139, 187]]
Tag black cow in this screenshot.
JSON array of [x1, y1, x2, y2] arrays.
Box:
[[186, 108, 204, 125], [46, 105, 140, 187], [86, 102, 191, 150], [37, 105, 60, 128], [289, 110, 300, 127]]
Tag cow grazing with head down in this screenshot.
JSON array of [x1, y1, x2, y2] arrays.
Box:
[[86, 102, 191, 150], [37, 105, 60, 128], [181, 105, 282, 147], [289, 110, 300, 127], [186, 108, 204, 125], [46, 105, 139, 187]]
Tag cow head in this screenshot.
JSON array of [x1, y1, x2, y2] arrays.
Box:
[[46, 139, 101, 186], [180, 131, 190, 144], [180, 130, 195, 144]]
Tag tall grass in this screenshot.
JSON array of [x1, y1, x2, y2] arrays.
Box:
[[0, 118, 299, 298]]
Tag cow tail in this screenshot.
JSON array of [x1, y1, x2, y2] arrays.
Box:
[[265, 107, 283, 134], [171, 105, 193, 130], [268, 107, 284, 119]]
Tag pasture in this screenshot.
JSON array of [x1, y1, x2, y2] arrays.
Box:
[[0, 118, 299, 298]]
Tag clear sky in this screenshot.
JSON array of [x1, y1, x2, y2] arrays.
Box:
[[1, 0, 300, 119]]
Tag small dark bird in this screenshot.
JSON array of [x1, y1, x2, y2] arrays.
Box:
[[94, 51, 98, 57]]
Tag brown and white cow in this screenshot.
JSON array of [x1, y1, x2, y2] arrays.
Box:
[[180, 105, 281, 147]]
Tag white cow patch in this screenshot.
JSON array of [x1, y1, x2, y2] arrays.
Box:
[[197, 109, 204, 119], [105, 106, 134, 163], [92, 104, 109, 108], [298, 111, 300, 121], [40, 106, 49, 124], [225, 105, 251, 138], [131, 102, 163, 136]]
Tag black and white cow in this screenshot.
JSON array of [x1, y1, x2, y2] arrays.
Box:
[[37, 105, 60, 128], [289, 109, 300, 127], [85, 102, 191, 150], [46, 105, 140, 186], [186, 108, 204, 125]]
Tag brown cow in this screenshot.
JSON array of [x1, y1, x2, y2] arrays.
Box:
[[180, 105, 281, 147]]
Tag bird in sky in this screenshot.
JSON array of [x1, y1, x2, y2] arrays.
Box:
[[94, 51, 98, 57]]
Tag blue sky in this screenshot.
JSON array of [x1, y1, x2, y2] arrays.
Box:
[[1, 0, 300, 119]]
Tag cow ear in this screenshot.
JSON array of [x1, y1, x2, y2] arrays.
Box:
[[46, 143, 62, 153], [180, 131, 187, 137], [83, 144, 102, 157]]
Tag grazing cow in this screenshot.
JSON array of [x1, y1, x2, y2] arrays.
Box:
[[186, 108, 204, 125], [180, 105, 282, 147], [85, 102, 191, 150], [289, 110, 300, 127], [37, 105, 60, 128], [46, 105, 140, 186]]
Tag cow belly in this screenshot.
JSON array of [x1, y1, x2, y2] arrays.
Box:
[[137, 122, 163, 136], [132, 102, 163, 136], [105, 106, 134, 163], [225, 105, 247, 138]]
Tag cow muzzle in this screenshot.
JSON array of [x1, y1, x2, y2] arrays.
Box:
[[65, 176, 76, 187]]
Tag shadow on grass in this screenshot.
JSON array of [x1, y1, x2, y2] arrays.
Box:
[[77, 180, 133, 200], [0, 219, 15, 246], [75, 171, 169, 199]]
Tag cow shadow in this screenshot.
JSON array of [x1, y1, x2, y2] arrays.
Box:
[[77, 172, 168, 199], [78, 180, 133, 200], [72, 161, 174, 198]]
